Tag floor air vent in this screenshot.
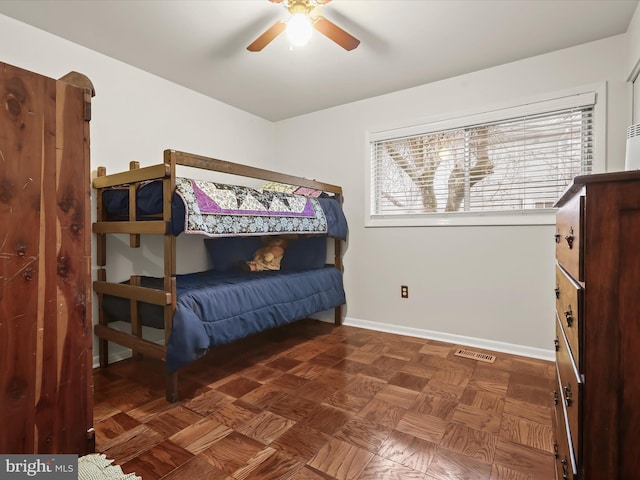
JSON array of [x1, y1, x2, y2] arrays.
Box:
[[454, 348, 496, 363]]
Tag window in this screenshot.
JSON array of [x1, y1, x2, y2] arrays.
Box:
[[367, 89, 600, 226]]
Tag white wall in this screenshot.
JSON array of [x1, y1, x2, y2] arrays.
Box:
[[627, 2, 640, 83], [627, 3, 640, 121], [274, 35, 630, 359]]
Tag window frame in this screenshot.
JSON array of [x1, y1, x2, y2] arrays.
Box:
[[365, 83, 606, 227]]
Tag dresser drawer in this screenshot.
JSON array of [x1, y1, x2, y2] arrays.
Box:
[[556, 315, 582, 461], [553, 368, 578, 480], [555, 190, 584, 282], [555, 265, 582, 368]]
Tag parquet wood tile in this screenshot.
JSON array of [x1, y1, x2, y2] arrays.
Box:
[[419, 342, 452, 358], [334, 415, 392, 453], [295, 379, 338, 403], [215, 376, 263, 398], [233, 449, 303, 480], [271, 423, 331, 462], [460, 388, 506, 414], [121, 440, 193, 479], [307, 438, 374, 480], [102, 425, 163, 465], [492, 438, 555, 479], [198, 431, 265, 474], [158, 455, 229, 480], [490, 463, 535, 480], [411, 393, 458, 421], [373, 384, 420, 409], [268, 394, 320, 421], [451, 403, 503, 435], [237, 383, 289, 410], [291, 466, 336, 480], [322, 390, 370, 413], [168, 417, 231, 455], [300, 404, 353, 436], [467, 365, 511, 396], [440, 422, 498, 463], [357, 455, 426, 480], [377, 430, 437, 473], [426, 448, 492, 480], [388, 371, 431, 391], [94, 412, 142, 449], [209, 402, 259, 429], [182, 387, 236, 416], [396, 411, 449, 444], [502, 397, 552, 425], [423, 378, 467, 401], [144, 406, 204, 438], [357, 398, 405, 429], [499, 414, 553, 453], [236, 410, 296, 444], [94, 319, 555, 480]]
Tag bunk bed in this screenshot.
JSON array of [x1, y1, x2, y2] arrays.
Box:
[[93, 149, 348, 402]]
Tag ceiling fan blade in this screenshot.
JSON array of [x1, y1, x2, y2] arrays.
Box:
[[313, 16, 360, 51], [247, 20, 286, 52]]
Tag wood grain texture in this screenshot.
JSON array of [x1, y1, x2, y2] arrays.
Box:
[[0, 61, 92, 454], [93, 320, 555, 479]]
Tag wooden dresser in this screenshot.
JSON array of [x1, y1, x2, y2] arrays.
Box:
[[0, 62, 95, 454], [553, 171, 640, 479]]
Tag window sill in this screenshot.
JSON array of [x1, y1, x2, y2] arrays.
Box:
[[366, 210, 556, 227]]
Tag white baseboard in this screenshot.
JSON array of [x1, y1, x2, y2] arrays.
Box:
[[342, 316, 555, 362], [93, 317, 555, 368]]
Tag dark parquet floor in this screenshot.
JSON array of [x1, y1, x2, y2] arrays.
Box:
[[93, 319, 556, 480]]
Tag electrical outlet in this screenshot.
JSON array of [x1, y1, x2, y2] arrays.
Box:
[[401, 285, 408, 298]]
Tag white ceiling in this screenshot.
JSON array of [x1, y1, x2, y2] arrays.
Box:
[[0, 0, 637, 122]]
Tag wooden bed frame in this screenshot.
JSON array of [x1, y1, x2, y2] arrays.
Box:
[[92, 149, 345, 402]]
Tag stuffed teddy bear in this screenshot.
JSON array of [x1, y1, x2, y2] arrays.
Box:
[[245, 237, 288, 271]]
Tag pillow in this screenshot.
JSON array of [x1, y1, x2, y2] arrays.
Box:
[[204, 237, 261, 272], [246, 237, 288, 271], [261, 181, 297, 194], [281, 235, 327, 271], [261, 181, 323, 198], [292, 186, 323, 198]]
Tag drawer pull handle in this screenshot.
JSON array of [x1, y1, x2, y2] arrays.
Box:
[[563, 385, 573, 407], [565, 227, 575, 249], [561, 458, 569, 479], [564, 309, 574, 327], [555, 287, 560, 299], [553, 389, 559, 405], [554, 338, 560, 351], [553, 441, 559, 458]]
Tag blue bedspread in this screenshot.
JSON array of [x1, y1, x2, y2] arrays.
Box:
[[101, 267, 346, 371]]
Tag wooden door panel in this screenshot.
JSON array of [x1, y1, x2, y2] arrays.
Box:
[[0, 62, 92, 455], [0, 63, 52, 454]]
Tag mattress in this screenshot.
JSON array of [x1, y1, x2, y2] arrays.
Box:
[[101, 266, 346, 371]]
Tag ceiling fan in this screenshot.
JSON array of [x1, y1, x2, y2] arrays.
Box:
[[247, 0, 360, 52]]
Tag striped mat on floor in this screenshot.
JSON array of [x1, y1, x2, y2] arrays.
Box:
[[78, 454, 141, 480]]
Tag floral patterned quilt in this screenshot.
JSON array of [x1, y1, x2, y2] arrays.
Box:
[[175, 177, 328, 237]]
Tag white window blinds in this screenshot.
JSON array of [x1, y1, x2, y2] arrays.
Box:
[[370, 99, 594, 217]]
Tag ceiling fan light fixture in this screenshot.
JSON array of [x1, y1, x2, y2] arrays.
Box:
[[286, 12, 313, 47]]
